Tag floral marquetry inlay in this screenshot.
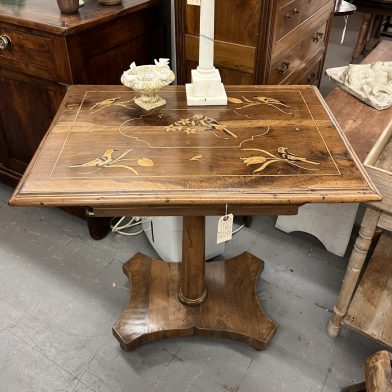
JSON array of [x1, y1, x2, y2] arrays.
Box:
[[69, 149, 154, 176], [241, 147, 320, 174], [49, 87, 348, 183], [166, 114, 238, 138], [228, 96, 292, 115]]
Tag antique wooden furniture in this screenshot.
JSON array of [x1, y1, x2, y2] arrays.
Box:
[[327, 123, 392, 343], [342, 351, 392, 392], [326, 41, 392, 342], [275, 41, 392, 256], [351, 0, 392, 62], [175, 0, 336, 87], [0, 0, 170, 187], [345, 231, 392, 349], [10, 85, 380, 351]]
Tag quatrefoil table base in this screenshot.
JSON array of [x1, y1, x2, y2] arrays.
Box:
[[113, 251, 276, 352]]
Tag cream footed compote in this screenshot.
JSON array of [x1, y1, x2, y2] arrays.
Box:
[[121, 59, 175, 111]]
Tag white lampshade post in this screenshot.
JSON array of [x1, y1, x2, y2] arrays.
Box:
[[185, 0, 227, 106]]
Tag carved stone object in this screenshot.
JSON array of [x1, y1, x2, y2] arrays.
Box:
[[121, 59, 175, 111], [326, 61, 392, 110]]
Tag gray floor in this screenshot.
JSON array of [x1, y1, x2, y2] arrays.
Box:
[[0, 14, 388, 392]]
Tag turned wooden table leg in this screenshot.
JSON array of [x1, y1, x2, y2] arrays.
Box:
[[352, 12, 372, 63], [178, 216, 208, 305], [327, 207, 380, 337]]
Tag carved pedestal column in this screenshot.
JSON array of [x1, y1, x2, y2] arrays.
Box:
[[178, 216, 208, 305]]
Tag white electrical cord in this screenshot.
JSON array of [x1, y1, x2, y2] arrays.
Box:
[[110, 216, 144, 236], [232, 223, 245, 235], [341, 15, 349, 44]]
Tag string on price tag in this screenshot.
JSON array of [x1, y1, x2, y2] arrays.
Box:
[[217, 205, 233, 244], [187, 0, 201, 5]]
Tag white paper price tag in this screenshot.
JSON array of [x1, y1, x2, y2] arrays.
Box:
[[187, 0, 201, 5], [217, 213, 234, 244]]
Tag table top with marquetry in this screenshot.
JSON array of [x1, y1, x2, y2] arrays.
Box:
[[10, 85, 380, 208]]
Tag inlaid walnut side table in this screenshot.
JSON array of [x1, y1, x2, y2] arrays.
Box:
[[10, 85, 380, 351]]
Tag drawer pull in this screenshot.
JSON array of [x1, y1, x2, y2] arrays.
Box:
[[277, 62, 291, 76], [285, 8, 300, 20], [312, 32, 324, 42], [307, 72, 318, 84], [0, 35, 12, 50]]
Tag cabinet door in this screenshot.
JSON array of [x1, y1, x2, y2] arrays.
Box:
[[0, 68, 66, 185]]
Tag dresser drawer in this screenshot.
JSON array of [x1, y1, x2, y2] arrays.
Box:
[[289, 53, 324, 85], [269, 21, 327, 84], [0, 24, 71, 83], [0, 26, 54, 71], [275, 0, 333, 42]]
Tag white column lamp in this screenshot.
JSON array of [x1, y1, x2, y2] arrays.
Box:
[[185, 0, 227, 106]]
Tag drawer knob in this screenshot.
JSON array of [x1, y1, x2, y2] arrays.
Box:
[[0, 35, 12, 50], [312, 32, 324, 42], [285, 8, 300, 20], [277, 62, 291, 76]]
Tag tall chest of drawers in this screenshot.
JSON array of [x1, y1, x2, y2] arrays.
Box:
[[175, 0, 335, 86], [0, 0, 170, 187]]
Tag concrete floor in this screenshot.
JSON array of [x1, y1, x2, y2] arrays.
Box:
[[0, 14, 388, 392]]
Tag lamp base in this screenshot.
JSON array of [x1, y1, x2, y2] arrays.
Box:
[[186, 68, 227, 106]]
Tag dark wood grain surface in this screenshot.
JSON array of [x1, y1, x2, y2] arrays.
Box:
[[113, 251, 276, 351], [0, 0, 162, 34], [10, 85, 380, 208]]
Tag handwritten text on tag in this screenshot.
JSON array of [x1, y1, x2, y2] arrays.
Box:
[[217, 213, 234, 244]]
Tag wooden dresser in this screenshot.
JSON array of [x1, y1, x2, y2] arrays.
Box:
[[175, 0, 335, 86], [0, 0, 170, 187]]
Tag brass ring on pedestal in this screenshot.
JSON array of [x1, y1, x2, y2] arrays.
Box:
[[178, 287, 208, 306]]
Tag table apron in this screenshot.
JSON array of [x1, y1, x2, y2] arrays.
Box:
[[88, 204, 301, 217]]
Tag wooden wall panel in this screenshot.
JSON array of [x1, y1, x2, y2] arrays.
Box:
[[185, 0, 261, 46]]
